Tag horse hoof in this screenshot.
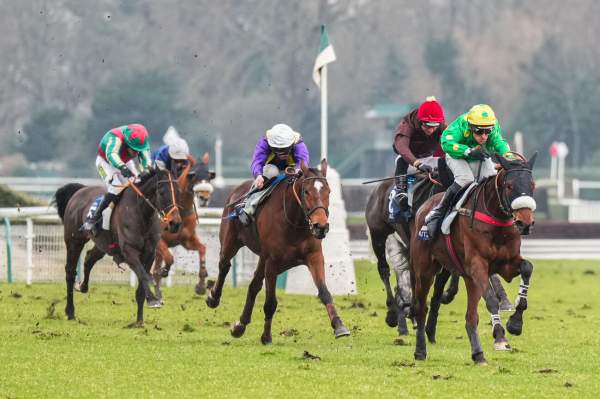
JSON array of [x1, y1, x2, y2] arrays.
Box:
[[494, 340, 512, 351], [205, 293, 220, 309], [231, 321, 246, 338], [385, 310, 399, 328], [440, 293, 455, 305], [67, 314, 76, 321], [160, 268, 169, 278], [472, 352, 487, 365], [79, 284, 89, 294], [506, 319, 523, 336], [414, 351, 427, 361], [195, 283, 206, 296], [397, 316, 409, 336], [127, 321, 144, 329], [334, 325, 351, 338], [147, 299, 162, 308], [260, 335, 272, 345]]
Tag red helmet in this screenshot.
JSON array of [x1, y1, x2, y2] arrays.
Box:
[[417, 96, 445, 124]]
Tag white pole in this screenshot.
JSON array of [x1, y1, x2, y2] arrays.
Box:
[[514, 131, 524, 154], [25, 218, 34, 285], [214, 135, 225, 188], [320, 64, 328, 162], [550, 156, 557, 180], [557, 155, 565, 200], [130, 270, 137, 287]]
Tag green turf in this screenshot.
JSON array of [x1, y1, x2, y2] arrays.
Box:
[[1, 260, 599, 398]]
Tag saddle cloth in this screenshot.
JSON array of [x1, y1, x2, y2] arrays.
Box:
[[441, 182, 478, 235]]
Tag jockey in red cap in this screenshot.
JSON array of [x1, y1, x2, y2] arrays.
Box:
[[389, 96, 446, 223]]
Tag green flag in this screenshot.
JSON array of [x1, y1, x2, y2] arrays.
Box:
[[312, 25, 336, 88]]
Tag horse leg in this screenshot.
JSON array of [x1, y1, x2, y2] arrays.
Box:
[[77, 245, 105, 294], [507, 259, 534, 336], [483, 282, 511, 351], [425, 266, 451, 344], [151, 241, 172, 303], [307, 252, 350, 338], [132, 282, 145, 327], [412, 257, 436, 361], [463, 270, 488, 364], [260, 263, 278, 345], [440, 273, 460, 304], [390, 237, 411, 336], [231, 257, 265, 338], [188, 235, 208, 295], [370, 230, 399, 328], [206, 235, 241, 309], [65, 240, 85, 320], [121, 245, 161, 310]]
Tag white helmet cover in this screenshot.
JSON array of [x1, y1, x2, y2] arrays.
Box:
[[266, 123, 298, 148], [168, 138, 190, 160]]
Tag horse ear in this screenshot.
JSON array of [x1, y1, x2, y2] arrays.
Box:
[[527, 151, 538, 169], [202, 152, 210, 164], [320, 158, 328, 177], [300, 160, 309, 175]]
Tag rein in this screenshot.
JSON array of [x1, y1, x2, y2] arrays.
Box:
[[127, 173, 180, 223], [283, 175, 330, 229]]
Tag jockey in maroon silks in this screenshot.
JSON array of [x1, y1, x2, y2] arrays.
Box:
[[389, 96, 446, 223], [237, 123, 309, 225]]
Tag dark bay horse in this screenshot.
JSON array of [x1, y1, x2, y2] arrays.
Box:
[[53, 168, 182, 326], [206, 159, 350, 344], [410, 153, 537, 364], [365, 173, 443, 335], [151, 153, 215, 298]]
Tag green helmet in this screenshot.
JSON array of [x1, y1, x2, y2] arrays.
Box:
[[122, 124, 150, 152]]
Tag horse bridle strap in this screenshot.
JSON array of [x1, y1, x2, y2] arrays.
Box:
[[291, 176, 330, 218], [458, 208, 514, 227], [494, 167, 532, 216], [127, 173, 179, 222]]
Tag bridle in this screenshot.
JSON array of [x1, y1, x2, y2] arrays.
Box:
[[494, 166, 533, 217], [283, 174, 330, 229], [128, 172, 181, 223]]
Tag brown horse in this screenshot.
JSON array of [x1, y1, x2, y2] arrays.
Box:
[[410, 153, 537, 364], [206, 159, 350, 344], [151, 153, 215, 298], [365, 173, 443, 335], [53, 168, 182, 325]]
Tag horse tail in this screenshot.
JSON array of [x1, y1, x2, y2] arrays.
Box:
[[52, 183, 85, 222]]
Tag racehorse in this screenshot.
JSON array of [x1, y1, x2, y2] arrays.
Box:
[[206, 159, 350, 344], [365, 172, 443, 335], [410, 153, 537, 364], [151, 153, 215, 298], [53, 168, 182, 326]]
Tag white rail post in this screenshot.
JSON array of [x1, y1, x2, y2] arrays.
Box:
[[130, 271, 137, 287], [25, 218, 34, 286]]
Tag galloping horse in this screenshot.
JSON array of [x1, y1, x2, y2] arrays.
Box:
[[365, 173, 443, 335], [53, 168, 182, 325], [206, 159, 350, 344], [410, 153, 537, 364], [151, 153, 215, 298]]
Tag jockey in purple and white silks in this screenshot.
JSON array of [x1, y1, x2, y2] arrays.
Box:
[[237, 123, 310, 225]]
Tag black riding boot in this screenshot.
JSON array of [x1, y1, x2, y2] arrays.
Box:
[[81, 193, 118, 233], [394, 174, 409, 210], [490, 274, 514, 311], [418, 182, 461, 240]]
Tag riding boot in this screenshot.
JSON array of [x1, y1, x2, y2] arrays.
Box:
[[490, 274, 514, 312], [418, 182, 461, 241], [394, 174, 409, 211], [80, 193, 118, 234]]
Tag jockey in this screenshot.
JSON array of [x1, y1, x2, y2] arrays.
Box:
[[237, 123, 309, 225], [389, 96, 446, 223], [152, 137, 190, 177], [420, 104, 512, 240], [81, 123, 151, 234]]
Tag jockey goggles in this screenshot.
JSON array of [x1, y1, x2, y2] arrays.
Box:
[[422, 121, 440, 128], [471, 125, 494, 135]]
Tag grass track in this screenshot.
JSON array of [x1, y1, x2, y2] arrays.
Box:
[[1, 260, 600, 398]]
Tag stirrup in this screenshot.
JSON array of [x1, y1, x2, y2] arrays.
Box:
[[417, 225, 431, 241]]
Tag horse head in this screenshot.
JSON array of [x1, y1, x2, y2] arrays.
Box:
[[140, 168, 182, 233], [298, 159, 330, 239], [187, 152, 215, 207], [494, 152, 538, 235]]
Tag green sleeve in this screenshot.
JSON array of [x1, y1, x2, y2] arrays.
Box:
[[106, 135, 125, 168], [485, 123, 511, 156], [441, 115, 471, 159], [138, 149, 151, 170]]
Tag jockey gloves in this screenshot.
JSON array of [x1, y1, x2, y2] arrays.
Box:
[[168, 138, 190, 160], [266, 123, 298, 148]]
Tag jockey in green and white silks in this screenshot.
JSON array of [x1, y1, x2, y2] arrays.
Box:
[[81, 123, 151, 234], [419, 104, 512, 241]]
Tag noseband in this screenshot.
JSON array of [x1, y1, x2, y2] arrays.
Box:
[[283, 175, 330, 229], [494, 167, 533, 217]]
